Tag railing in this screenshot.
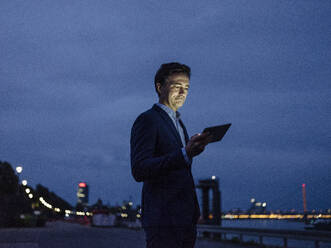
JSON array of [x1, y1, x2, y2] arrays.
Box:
[[197, 225, 331, 248]]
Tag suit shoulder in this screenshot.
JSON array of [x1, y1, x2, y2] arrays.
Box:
[[132, 107, 158, 127]]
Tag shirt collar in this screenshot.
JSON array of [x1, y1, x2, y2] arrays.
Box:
[[156, 103, 181, 120]]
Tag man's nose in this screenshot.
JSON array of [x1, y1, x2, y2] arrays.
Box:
[[179, 87, 185, 94]]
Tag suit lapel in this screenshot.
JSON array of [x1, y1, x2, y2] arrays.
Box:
[[179, 118, 193, 170], [179, 119, 189, 145], [153, 104, 183, 147]]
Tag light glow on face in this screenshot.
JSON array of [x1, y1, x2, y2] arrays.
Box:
[[158, 74, 190, 111]]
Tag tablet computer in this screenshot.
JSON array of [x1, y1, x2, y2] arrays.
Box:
[[202, 123, 231, 143]]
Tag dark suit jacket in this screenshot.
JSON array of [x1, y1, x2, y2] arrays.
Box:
[[130, 104, 200, 228]]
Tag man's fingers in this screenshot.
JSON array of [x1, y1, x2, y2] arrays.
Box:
[[191, 132, 209, 142], [196, 140, 207, 146], [191, 133, 201, 139], [187, 133, 210, 158], [193, 141, 207, 150]]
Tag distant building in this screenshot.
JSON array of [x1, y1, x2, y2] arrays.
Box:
[[196, 176, 221, 225], [77, 182, 89, 207], [249, 198, 267, 213]]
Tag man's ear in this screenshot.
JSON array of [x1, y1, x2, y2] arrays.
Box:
[[156, 82, 162, 95]]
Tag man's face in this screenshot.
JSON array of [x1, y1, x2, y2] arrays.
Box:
[[157, 73, 190, 111]]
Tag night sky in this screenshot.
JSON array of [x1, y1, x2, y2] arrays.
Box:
[[1, 1, 330, 211]]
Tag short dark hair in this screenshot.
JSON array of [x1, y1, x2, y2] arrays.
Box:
[[154, 62, 191, 96]]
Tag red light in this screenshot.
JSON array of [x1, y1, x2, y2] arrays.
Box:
[[79, 182, 86, 188], [302, 184, 306, 188]]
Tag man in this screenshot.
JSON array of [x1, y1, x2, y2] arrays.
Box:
[[130, 62, 210, 248]]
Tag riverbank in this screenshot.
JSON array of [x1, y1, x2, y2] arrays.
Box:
[[0, 221, 264, 248]]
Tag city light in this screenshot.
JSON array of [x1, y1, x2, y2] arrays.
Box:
[[16, 166, 23, 174], [10, 170, 94, 218], [39, 197, 53, 209], [15, 166, 331, 226], [222, 214, 331, 220], [79, 182, 87, 188], [76, 192, 85, 197]]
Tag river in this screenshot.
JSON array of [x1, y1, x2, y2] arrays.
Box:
[[220, 219, 331, 248]]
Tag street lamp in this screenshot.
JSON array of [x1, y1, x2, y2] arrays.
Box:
[[15, 165, 23, 196], [16, 166, 23, 174], [22, 180, 28, 186], [16, 165, 23, 184]]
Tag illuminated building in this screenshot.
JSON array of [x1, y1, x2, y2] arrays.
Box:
[[249, 198, 267, 213], [77, 182, 89, 207], [196, 176, 221, 225]]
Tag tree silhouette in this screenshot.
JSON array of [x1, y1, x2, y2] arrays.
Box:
[[0, 161, 18, 194], [0, 161, 25, 226]]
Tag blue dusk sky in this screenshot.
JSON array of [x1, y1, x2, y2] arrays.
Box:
[[1, 1, 330, 211]]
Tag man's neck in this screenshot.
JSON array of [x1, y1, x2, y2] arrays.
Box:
[[158, 100, 177, 112]]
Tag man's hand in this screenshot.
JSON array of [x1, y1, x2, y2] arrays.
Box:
[[185, 132, 211, 159]]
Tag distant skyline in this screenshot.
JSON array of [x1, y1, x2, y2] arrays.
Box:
[[1, 1, 330, 211]]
